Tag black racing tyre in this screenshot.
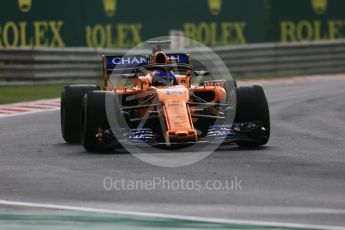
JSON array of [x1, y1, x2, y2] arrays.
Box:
[[234, 85, 270, 148], [61, 85, 100, 143], [80, 91, 121, 152]]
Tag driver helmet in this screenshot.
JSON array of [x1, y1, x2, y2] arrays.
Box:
[[152, 71, 176, 86]]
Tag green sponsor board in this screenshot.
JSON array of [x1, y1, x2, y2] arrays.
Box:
[[0, 0, 84, 47], [0, 0, 343, 48], [266, 0, 345, 42], [82, 0, 265, 48]]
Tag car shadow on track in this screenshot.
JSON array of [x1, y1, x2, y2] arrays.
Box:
[[55, 143, 273, 156], [54, 143, 129, 155], [216, 145, 272, 152]]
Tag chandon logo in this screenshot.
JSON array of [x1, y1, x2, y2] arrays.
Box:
[[169, 55, 181, 63], [112, 57, 147, 65]]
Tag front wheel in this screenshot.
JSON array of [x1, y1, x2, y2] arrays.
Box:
[[234, 85, 270, 148], [81, 91, 123, 152]]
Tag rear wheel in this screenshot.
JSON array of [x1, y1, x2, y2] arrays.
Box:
[[234, 85, 270, 148], [61, 85, 100, 143]]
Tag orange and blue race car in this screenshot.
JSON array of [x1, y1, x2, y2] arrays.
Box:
[[61, 41, 270, 151]]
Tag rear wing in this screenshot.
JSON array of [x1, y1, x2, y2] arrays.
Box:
[[102, 53, 190, 76]]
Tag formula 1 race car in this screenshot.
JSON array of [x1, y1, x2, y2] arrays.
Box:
[[61, 41, 270, 151]]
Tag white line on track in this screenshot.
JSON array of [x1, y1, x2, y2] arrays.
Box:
[[0, 200, 343, 230]]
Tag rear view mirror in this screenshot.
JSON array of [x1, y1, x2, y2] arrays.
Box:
[[194, 70, 210, 76]]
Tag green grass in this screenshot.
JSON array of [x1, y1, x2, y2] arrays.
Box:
[[0, 84, 67, 105], [0, 73, 331, 105]]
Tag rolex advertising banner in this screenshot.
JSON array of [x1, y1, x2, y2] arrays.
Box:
[[266, 0, 345, 42], [0, 0, 343, 48]]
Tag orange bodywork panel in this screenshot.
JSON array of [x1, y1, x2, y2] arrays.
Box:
[[157, 87, 197, 142]]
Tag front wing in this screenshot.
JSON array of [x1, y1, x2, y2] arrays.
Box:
[[99, 122, 268, 148]]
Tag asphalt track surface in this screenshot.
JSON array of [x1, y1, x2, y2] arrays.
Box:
[[0, 77, 345, 228]]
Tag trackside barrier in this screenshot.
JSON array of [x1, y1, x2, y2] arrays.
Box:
[[0, 40, 345, 85]]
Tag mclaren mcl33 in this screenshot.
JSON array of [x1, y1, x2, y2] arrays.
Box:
[[61, 41, 270, 151]]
